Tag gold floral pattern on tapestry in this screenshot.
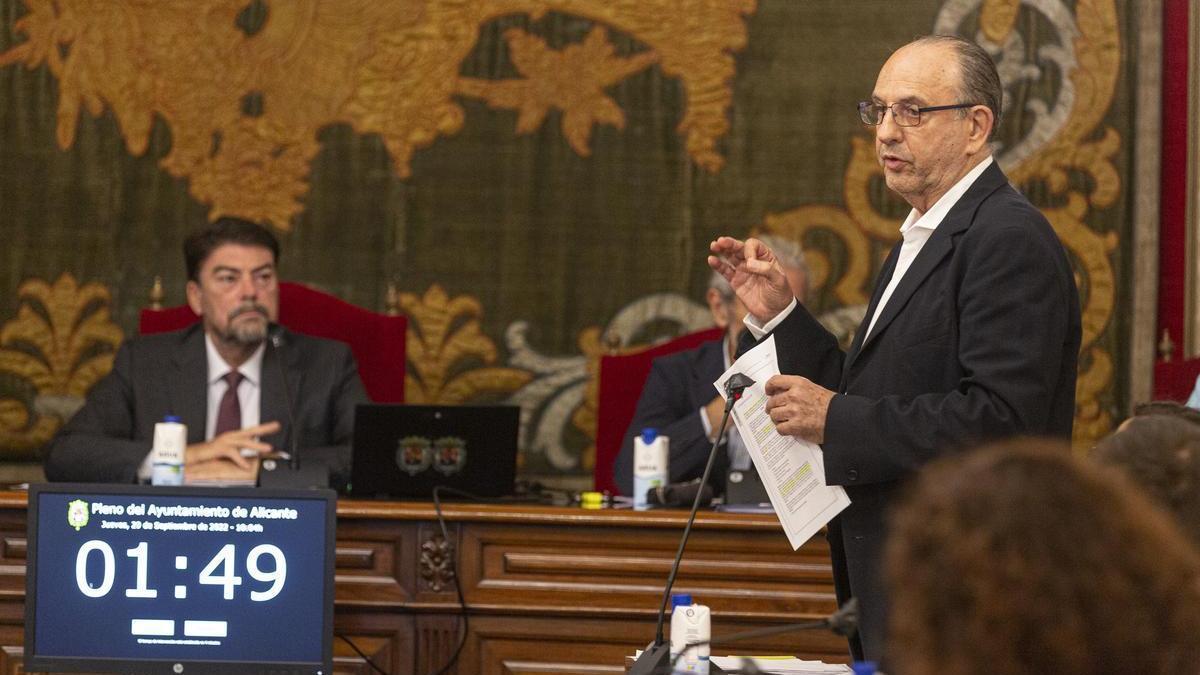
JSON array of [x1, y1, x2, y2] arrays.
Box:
[[0, 274, 124, 453], [457, 27, 658, 157], [400, 284, 531, 405], [0, 0, 755, 227]]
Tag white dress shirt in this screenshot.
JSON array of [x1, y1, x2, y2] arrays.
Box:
[[203, 334, 264, 440], [745, 155, 995, 341], [697, 333, 751, 470]]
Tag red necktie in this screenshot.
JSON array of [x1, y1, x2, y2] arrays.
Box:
[[214, 370, 244, 437]]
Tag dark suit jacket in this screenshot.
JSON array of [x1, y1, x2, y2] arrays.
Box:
[[45, 324, 368, 490], [612, 338, 729, 497], [762, 161, 1081, 660]]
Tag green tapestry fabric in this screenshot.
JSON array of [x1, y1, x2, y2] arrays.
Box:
[[0, 0, 1135, 480]]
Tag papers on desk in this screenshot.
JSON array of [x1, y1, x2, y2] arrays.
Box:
[[714, 335, 850, 550], [710, 655, 851, 673]]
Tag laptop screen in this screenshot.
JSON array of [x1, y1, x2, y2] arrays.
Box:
[[350, 404, 520, 499]]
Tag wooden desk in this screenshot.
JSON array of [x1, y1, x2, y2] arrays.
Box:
[[0, 493, 847, 674]]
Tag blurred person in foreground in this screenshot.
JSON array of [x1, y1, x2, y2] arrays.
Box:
[[1092, 414, 1200, 545], [886, 439, 1200, 675]]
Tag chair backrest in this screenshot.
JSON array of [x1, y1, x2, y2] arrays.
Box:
[[138, 281, 406, 402], [1154, 358, 1200, 402], [594, 327, 724, 494]]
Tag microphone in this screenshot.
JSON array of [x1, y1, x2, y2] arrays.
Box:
[[670, 598, 858, 672], [628, 372, 755, 675], [268, 326, 300, 471], [646, 479, 715, 508], [258, 325, 330, 489]]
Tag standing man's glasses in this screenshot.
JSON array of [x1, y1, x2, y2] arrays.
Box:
[[857, 101, 978, 127]]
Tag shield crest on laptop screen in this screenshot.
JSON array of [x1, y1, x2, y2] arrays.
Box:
[[350, 404, 520, 499]]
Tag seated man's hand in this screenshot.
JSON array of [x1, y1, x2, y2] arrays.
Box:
[[184, 456, 260, 484], [185, 421, 281, 469]]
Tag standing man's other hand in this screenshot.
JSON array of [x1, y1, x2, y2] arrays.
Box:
[[764, 375, 834, 444]]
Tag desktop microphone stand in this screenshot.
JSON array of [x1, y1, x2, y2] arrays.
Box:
[[628, 373, 755, 675]]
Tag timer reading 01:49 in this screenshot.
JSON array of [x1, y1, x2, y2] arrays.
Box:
[[74, 541, 287, 601]]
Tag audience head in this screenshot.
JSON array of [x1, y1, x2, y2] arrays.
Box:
[[756, 233, 809, 303], [886, 438, 1200, 675], [1092, 414, 1200, 544], [1125, 400, 1200, 429], [184, 218, 281, 348]]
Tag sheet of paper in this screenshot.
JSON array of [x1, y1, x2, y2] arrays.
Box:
[[709, 655, 852, 673], [714, 335, 850, 550]]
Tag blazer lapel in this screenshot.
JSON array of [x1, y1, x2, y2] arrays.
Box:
[[168, 325, 208, 444], [260, 329, 301, 451], [842, 244, 901, 375], [853, 161, 1010, 356]]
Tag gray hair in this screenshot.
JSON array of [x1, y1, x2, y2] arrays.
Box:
[[911, 35, 1003, 141], [708, 270, 735, 302], [757, 233, 807, 275]]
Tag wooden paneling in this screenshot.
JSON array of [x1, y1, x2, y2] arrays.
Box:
[[0, 494, 847, 673]]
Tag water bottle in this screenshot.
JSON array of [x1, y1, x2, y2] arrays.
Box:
[[633, 428, 669, 510], [669, 593, 710, 674], [150, 415, 186, 486]]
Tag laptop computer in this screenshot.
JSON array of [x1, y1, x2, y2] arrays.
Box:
[[349, 403, 520, 499]]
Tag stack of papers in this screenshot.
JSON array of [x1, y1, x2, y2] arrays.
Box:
[[709, 656, 851, 673]]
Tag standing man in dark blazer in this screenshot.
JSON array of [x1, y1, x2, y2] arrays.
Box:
[[45, 218, 367, 489], [709, 36, 1081, 661]]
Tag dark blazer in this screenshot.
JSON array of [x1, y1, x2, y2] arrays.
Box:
[[612, 338, 729, 496], [45, 324, 368, 490], [762, 161, 1081, 660]]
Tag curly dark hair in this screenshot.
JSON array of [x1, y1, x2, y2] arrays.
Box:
[[885, 439, 1200, 675], [1130, 400, 1200, 427], [1092, 414, 1200, 544]]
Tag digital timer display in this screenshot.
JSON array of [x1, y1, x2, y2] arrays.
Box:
[[25, 484, 335, 674]]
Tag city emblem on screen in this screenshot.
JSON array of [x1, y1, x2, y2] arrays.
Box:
[[67, 499, 89, 531]]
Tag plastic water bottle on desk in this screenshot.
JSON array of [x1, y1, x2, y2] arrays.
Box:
[[150, 415, 186, 486], [669, 593, 710, 674], [633, 428, 668, 510]]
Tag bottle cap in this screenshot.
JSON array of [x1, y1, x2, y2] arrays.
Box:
[[670, 593, 692, 608], [640, 428, 659, 444], [163, 415, 181, 423], [580, 491, 604, 509], [851, 661, 878, 675]]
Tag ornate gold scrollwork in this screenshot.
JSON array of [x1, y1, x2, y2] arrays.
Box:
[[0, 274, 124, 454]]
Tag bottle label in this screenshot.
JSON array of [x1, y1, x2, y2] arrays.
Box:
[[151, 422, 187, 486], [632, 435, 669, 510]]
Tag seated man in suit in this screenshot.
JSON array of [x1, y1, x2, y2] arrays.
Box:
[[612, 245, 807, 497], [45, 218, 368, 489]]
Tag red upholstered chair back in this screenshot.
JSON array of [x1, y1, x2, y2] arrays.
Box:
[[594, 327, 724, 494], [1154, 358, 1200, 402], [138, 281, 406, 402]]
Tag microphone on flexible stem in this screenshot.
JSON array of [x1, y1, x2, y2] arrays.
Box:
[[268, 327, 300, 471], [628, 372, 756, 675], [669, 598, 858, 673], [259, 325, 330, 489]]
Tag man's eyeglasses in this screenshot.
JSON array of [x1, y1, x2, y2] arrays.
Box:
[[857, 101, 978, 127]]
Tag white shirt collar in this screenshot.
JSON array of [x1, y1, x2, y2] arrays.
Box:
[[204, 333, 265, 386], [899, 155, 994, 235]]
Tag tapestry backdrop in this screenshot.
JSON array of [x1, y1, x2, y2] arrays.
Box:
[[0, 0, 1133, 483]]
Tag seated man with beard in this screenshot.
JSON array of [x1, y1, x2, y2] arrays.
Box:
[[45, 218, 367, 489]]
